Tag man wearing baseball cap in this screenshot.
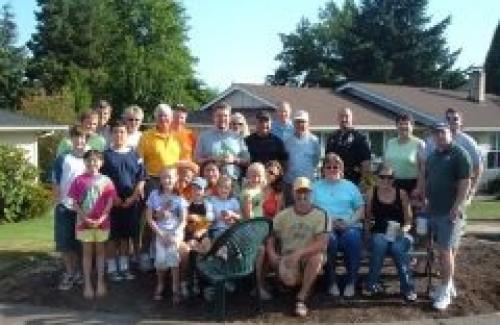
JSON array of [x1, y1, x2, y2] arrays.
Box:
[[265, 176, 328, 317], [283, 110, 321, 205]]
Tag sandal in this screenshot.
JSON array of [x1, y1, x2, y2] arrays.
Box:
[[295, 300, 308, 317]]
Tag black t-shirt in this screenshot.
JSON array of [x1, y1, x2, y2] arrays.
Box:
[[245, 132, 288, 166], [325, 129, 371, 185]]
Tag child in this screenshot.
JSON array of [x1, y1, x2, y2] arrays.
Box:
[[240, 162, 266, 219], [146, 166, 187, 304], [262, 160, 285, 219], [68, 150, 117, 299], [202, 161, 220, 197], [208, 175, 241, 239], [176, 161, 199, 200], [52, 125, 87, 291], [101, 120, 145, 281]]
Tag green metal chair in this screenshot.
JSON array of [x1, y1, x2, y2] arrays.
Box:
[[196, 217, 272, 320]]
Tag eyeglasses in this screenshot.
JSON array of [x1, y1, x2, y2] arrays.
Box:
[[324, 165, 340, 170], [231, 122, 243, 126], [447, 116, 460, 122], [127, 118, 141, 122], [378, 175, 394, 180]]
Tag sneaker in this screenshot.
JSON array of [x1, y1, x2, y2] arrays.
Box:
[[58, 273, 74, 291], [328, 283, 340, 297], [344, 283, 355, 298], [450, 283, 457, 298], [121, 270, 135, 281], [109, 271, 123, 282], [363, 283, 383, 296], [295, 300, 308, 317], [432, 288, 451, 310], [72, 271, 84, 285], [181, 281, 190, 299], [405, 291, 418, 302]]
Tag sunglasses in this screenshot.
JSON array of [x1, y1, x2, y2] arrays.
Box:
[[447, 116, 460, 122], [324, 165, 340, 170], [267, 169, 280, 176], [231, 122, 243, 126], [378, 175, 394, 180], [127, 118, 141, 122]]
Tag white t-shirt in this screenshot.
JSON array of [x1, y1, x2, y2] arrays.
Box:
[[52, 153, 86, 209]]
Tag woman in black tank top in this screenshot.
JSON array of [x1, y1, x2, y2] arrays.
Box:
[[364, 164, 417, 301]]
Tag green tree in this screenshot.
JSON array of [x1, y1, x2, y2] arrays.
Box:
[[485, 21, 500, 95], [270, 0, 461, 88], [0, 3, 27, 109]]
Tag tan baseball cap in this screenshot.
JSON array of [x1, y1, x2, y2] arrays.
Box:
[[293, 177, 311, 192]]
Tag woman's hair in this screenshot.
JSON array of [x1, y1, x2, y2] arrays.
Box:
[[122, 105, 144, 121], [202, 160, 220, 185], [265, 160, 284, 193], [244, 162, 267, 188], [376, 163, 394, 176], [216, 175, 233, 193], [83, 149, 103, 161], [320, 152, 344, 177], [230, 112, 250, 137], [158, 165, 178, 193]]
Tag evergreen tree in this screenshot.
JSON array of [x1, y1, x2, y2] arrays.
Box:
[[0, 3, 26, 109], [485, 21, 500, 96]]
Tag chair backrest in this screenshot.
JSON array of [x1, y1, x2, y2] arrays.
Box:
[[206, 218, 271, 276]]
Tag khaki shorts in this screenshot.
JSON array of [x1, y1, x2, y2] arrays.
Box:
[[77, 228, 109, 243]]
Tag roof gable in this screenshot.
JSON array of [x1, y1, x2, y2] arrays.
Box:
[[0, 109, 66, 131]]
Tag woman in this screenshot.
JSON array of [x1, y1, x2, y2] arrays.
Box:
[[201, 161, 220, 197], [122, 105, 144, 149], [364, 164, 417, 301], [262, 160, 285, 219], [230, 112, 250, 137], [384, 113, 425, 196], [311, 153, 364, 298]]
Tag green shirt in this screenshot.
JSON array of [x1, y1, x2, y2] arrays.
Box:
[[384, 136, 424, 179], [56, 133, 107, 156], [240, 187, 264, 218], [425, 144, 471, 215]]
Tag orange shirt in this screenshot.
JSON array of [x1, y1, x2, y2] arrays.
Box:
[[175, 127, 197, 161]]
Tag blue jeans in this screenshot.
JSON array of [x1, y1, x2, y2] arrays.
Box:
[[366, 233, 414, 294], [326, 227, 362, 286]]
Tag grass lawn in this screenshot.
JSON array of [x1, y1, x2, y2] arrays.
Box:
[[0, 210, 54, 275], [467, 199, 500, 220]]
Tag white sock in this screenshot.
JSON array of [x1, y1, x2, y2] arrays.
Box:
[[119, 255, 129, 271], [107, 258, 117, 273]]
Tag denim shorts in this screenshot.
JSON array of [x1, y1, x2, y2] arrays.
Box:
[[430, 215, 465, 250], [54, 204, 79, 252]]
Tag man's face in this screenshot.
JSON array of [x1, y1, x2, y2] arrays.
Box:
[[214, 108, 230, 131], [447, 112, 462, 131], [125, 113, 142, 132], [256, 119, 270, 135], [156, 111, 172, 131], [294, 119, 308, 135], [277, 103, 290, 123], [293, 189, 312, 212], [434, 128, 452, 148], [397, 120, 413, 136], [82, 114, 98, 133], [112, 126, 128, 148], [98, 107, 112, 127], [338, 110, 352, 129]]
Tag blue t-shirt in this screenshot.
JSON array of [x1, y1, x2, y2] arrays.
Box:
[[101, 147, 145, 199], [271, 120, 294, 142], [311, 178, 364, 225], [284, 133, 321, 183]]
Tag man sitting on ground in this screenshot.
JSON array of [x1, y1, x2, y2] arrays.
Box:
[[265, 176, 328, 317]]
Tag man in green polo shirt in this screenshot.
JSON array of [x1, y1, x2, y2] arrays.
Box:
[[425, 122, 471, 311]]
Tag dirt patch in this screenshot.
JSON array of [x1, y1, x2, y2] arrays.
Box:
[[0, 234, 499, 323]]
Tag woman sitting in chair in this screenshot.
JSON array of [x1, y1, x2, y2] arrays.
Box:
[[364, 164, 417, 301]]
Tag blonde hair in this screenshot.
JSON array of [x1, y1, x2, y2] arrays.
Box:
[[244, 162, 267, 188], [158, 165, 178, 193], [230, 112, 250, 137], [122, 105, 144, 121], [216, 175, 233, 192]]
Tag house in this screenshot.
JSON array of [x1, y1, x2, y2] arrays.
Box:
[[188, 73, 500, 187], [0, 109, 67, 167]]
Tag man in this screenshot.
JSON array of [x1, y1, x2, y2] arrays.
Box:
[[265, 176, 328, 317], [96, 99, 113, 144], [271, 101, 294, 142], [245, 111, 288, 166], [194, 102, 250, 181], [283, 110, 321, 205], [424, 108, 483, 203], [325, 107, 371, 186], [425, 122, 471, 310], [173, 104, 197, 161], [56, 110, 107, 156]]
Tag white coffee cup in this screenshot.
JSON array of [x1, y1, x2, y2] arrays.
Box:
[[385, 220, 400, 242], [416, 217, 428, 235]]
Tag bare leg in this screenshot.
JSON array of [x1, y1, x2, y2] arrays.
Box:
[[82, 243, 94, 299], [154, 270, 165, 300], [297, 253, 324, 301], [96, 242, 107, 297], [255, 246, 266, 291]]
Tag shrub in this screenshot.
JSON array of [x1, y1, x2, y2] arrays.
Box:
[[0, 144, 52, 223], [38, 131, 66, 182]]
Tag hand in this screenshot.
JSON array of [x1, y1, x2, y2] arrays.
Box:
[[401, 224, 412, 233]]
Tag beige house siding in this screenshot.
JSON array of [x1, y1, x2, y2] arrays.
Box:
[[0, 131, 39, 166]]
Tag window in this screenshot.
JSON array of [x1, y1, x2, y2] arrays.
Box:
[[487, 132, 500, 169]]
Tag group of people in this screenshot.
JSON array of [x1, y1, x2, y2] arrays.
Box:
[[51, 98, 482, 317]]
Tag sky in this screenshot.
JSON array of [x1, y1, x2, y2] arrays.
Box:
[[1, 0, 499, 91]]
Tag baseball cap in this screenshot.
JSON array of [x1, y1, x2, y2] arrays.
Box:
[[190, 177, 207, 190], [293, 110, 309, 122], [256, 111, 271, 121], [293, 176, 312, 192]]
